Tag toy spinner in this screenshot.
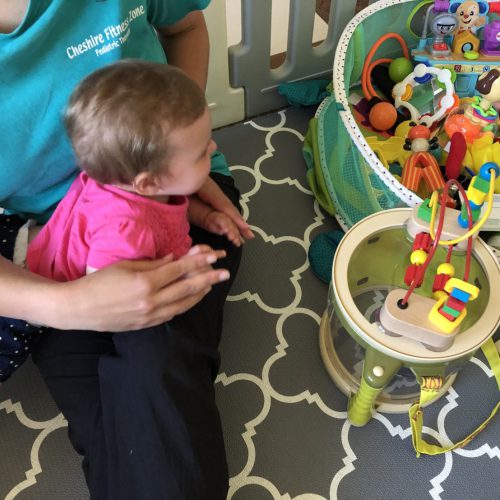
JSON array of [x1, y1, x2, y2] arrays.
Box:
[[379, 161, 499, 351]]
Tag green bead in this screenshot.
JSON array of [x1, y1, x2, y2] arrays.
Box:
[[442, 304, 461, 318], [418, 199, 433, 222], [471, 175, 490, 194], [388, 57, 414, 83]]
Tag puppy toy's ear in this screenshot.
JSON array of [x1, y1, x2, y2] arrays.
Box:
[[478, 1, 489, 15]]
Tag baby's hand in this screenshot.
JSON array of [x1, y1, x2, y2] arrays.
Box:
[[203, 211, 244, 246], [194, 177, 255, 240]]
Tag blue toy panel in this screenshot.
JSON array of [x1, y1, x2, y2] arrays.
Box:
[[412, 49, 500, 96]]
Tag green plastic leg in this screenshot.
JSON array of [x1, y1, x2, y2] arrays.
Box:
[[348, 346, 403, 426], [348, 377, 383, 426]]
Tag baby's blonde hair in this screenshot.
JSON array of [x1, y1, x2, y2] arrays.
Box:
[[65, 59, 207, 184]]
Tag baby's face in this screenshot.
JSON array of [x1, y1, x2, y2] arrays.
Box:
[[156, 107, 216, 196]]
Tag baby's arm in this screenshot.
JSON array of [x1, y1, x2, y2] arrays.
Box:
[[194, 177, 254, 240], [188, 197, 243, 247], [86, 219, 158, 274]]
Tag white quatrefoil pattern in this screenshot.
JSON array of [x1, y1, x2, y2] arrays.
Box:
[[0, 106, 499, 499]]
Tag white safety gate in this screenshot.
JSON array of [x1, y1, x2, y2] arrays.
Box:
[[205, 0, 378, 129]]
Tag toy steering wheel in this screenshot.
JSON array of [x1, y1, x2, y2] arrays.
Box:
[[393, 64, 456, 127]]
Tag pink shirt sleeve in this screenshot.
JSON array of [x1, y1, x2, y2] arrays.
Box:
[[87, 219, 157, 270]]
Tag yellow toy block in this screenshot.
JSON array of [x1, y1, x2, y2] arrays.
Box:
[[444, 278, 480, 300], [366, 136, 412, 170], [428, 295, 467, 334], [464, 136, 500, 194]]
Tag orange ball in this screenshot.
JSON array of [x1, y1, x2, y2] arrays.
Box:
[[444, 113, 482, 144], [369, 102, 398, 131]]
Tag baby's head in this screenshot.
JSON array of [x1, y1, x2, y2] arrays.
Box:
[[65, 59, 215, 196]]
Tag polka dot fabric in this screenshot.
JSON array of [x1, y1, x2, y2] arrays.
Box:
[[0, 214, 44, 382], [0, 319, 43, 381], [0, 214, 25, 261]]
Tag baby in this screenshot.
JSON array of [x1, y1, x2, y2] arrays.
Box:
[[0, 60, 252, 381], [27, 59, 252, 280]]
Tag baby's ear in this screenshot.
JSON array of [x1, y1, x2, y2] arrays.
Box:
[[132, 172, 160, 196]]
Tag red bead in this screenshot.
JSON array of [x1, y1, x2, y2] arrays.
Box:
[[405, 264, 424, 287], [445, 295, 466, 312], [433, 273, 451, 293], [413, 232, 432, 252]]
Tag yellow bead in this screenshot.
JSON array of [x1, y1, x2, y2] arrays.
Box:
[[411, 249, 428, 265], [433, 290, 448, 301], [437, 263, 455, 277], [466, 185, 487, 206]]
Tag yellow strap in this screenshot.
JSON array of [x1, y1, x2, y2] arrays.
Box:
[[410, 341, 500, 456], [481, 337, 500, 390], [410, 399, 500, 457]]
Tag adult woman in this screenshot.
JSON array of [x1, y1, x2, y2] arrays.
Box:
[[1, 1, 242, 498]]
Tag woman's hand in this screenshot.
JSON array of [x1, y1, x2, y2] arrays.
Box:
[[52, 245, 229, 332]]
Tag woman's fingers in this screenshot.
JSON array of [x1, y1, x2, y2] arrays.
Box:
[[65, 247, 229, 332], [144, 247, 228, 288]]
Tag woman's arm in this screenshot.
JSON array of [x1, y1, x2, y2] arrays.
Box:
[[0, 255, 61, 324], [0, 246, 229, 331], [156, 10, 254, 242], [155, 10, 209, 90], [0, 0, 28, 34]]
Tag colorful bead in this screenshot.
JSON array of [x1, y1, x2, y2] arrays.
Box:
[[411, 249, 428, 265], [438, 308, 457, 322], [466, 185, 487, 206], [445, 278, 480, 300], [413, 232, 432, 252], [432, 273, 451, 293], [446, 295, 466, 312], [450, 287, 471, 303], [469, 175, 490, 195], [433, 290, 448, 300], [441, 303, 461, 318], [436, 263, 455, 277], [417, 199, 432, 222], [479, 162, 499, 181]]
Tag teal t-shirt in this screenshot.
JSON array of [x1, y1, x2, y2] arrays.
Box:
[[0, 0, 227, 223]]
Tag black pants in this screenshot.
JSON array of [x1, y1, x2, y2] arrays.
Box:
[[31, 174, 242, 500]]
